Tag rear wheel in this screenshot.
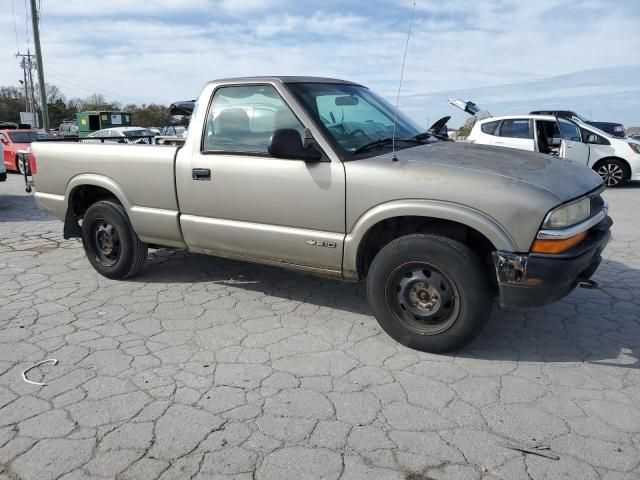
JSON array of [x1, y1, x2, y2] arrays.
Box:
[[596, 159, 628, 187], [366, 234, 492, 353], [81, 200, 148, 279]]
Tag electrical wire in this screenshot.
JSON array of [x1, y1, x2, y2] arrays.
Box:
[[46, 67, 140, 104], [24, 0, 31, 51], [11, 0, 21, 53]]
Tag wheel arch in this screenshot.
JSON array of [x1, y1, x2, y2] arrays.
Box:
[[343, 200, 517, 279], [63, 175, 132, 239], [592, 156, 631, 178]]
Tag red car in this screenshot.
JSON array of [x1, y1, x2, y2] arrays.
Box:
[[1, 129, 53, 174]]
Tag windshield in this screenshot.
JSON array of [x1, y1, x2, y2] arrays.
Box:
[[123, 129, 155, 137], [9, 131, 53, 143], [575, 120, 614, 139], [287, 83, 424, 157]]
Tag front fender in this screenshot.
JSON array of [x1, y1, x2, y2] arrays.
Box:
[[342, 199, 517, 277]]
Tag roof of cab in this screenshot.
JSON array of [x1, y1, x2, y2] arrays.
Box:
[[206, 76, 362, 87]]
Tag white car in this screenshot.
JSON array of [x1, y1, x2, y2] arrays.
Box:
[[87, 127, 157, 144], [451, 100, 640, 187]]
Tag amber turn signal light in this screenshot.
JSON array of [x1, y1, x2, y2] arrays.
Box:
[[531, 231, 587, 254]]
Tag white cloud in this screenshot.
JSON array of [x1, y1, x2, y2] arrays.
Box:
[[0, 0, 638, 126]]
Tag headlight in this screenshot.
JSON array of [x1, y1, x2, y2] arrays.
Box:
[[543, 197, 591, 229], [628, 142, 640, 155]]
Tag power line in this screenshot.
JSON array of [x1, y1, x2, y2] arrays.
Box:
[[23, 0, 31, 50], [11, 0, 20, 53], [46, 67, 140, 104]]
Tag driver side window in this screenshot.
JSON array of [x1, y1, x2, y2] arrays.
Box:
[[557, 118, 582, 142], [203, 85, 304, 154]]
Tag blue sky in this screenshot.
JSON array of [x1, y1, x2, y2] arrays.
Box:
[[1, 0, 639, 127]]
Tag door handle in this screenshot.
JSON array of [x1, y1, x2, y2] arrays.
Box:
[[192, 168, 211, 180]]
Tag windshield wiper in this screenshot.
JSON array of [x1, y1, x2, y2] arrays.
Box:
[[352, 137, 424, 155]]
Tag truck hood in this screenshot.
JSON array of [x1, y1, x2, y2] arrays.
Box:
[[376, 141, 603, 202]]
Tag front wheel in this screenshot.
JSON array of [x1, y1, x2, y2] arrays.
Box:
[[17, 155, 27, 175], [366, 234, 492, 353], [596, 159, 628, 187], [81, 200, 148, 279]]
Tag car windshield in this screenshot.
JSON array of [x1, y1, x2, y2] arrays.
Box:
[[123, 129, 154, 137], [571, 112, 590, 123], [575, 120, 614, 139], [287, 83, 424, 157], [9, 131, 53, 143]]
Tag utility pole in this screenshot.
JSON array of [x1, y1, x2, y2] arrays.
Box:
[[30, 0, 49, 131], [16, 52, 38, 126], [19, 58, 30, 112], [26, 50, 38, 126]]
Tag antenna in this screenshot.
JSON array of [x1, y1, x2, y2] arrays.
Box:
[[391, 2, 416, 162]]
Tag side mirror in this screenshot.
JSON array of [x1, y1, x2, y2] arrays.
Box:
[[586, 134, 598, 144], [268, 128, 324, 161], [0, 138, 7, 145]]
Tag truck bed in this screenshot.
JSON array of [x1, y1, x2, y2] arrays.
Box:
[[31, 142, 185, 248]]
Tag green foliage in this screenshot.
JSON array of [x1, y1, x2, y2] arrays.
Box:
[[0, 86, 26, 124], [0, 83, 172, 129]]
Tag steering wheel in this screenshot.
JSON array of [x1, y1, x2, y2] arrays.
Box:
[[348, 128, 367, 137]]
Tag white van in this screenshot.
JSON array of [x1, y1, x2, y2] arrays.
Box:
[[451, 100, 640, 187]]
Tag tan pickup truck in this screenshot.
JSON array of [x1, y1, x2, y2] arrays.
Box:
[[31, 76, 612, 352]]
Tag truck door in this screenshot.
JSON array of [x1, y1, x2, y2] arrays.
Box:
[[557, 118, 590, 165], [176, 83, 345, 275]]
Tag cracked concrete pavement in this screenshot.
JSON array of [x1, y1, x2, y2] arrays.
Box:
[[1, 173, 639, 480]]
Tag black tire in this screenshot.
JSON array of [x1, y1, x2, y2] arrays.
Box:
[[16, 155, 26, 175], [81, 200, 148, 279], [595, 159, 629, 188], [367, 234, 492, 353]]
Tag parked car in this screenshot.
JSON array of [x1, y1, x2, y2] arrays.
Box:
[[31, 76, 611, 352], [86, 127, 157, 143], [57, 120, 79, 137], [160, 125, 188, 137], [529, 110, 626, 138], [465, 114, 640, 187], [1, 129, 53, 174]]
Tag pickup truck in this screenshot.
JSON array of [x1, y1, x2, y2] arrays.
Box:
[[31, 76, 612, 352]]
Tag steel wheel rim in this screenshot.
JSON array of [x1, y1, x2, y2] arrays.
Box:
[[385, 261, 460, 335], [89, 219, 121, 267], [18, 157, 25, 175], [597, 163, 624, 187]]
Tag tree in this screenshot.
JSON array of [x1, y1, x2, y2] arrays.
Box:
[[0, 83, 175, 130], [0, 86, 25, 124]]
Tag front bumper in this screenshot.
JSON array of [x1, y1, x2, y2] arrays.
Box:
[[493, 215, 612, 308]]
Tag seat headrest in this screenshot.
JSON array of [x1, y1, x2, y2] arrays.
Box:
[[215, 108, 250, 136]]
